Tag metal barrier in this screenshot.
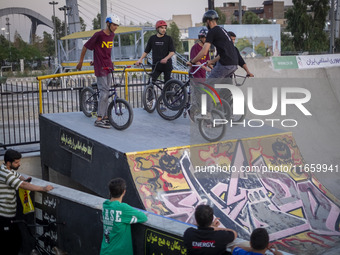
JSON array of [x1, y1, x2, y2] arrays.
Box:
[[0, 68, 188, 150]]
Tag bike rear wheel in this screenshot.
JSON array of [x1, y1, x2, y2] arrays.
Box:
[[162, 79, 187, 111], [80, 87, 98, 117], [156, 97, 184, 121], [198, 109, 226, 142], [107, 98, 133, 130], [142, 84, 157, 113], [215, 98, 232, 120]]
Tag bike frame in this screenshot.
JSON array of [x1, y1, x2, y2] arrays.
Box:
[[139, 62, 166, 90]]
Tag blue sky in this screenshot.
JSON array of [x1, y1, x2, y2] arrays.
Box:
[[0, 0, 293, 41]]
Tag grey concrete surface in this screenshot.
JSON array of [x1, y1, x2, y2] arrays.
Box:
[[42, 109, 285, 153]]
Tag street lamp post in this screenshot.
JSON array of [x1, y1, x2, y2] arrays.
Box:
[[239, 0, 242, 24], [49, 1, 59, 62], [5, 17, 10, 42], [5, 18, 11, 62], [330, 0, 335, 54], [59, 5, 71, 60]]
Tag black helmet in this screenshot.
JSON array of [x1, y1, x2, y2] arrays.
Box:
[[198, 28, 208, 38], [202, 10, 219, 23]]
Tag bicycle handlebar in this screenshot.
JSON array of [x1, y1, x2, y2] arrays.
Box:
[[189, 62, 207, 76], [135, 61, 161, 76], [233, 74, 249, 86]]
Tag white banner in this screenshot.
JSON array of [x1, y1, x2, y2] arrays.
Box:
[[296, 54, 340, 69]]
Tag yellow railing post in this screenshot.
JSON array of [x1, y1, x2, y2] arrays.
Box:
[[125, 69, 129, 101], [36, 70, 94, 114], [39, 80, 43, 114]]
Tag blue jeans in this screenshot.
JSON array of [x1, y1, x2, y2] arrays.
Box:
[[209, 61, 237, 79], [206, 62, 237, 111]]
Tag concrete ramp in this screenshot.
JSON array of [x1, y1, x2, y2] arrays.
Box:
[[126, 132, 340, 254], [39, 109, 340, 254]]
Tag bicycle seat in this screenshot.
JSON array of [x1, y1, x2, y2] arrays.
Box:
[[91, 82, 98, 89]]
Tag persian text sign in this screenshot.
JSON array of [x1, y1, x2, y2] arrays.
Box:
[[296, 54, 340, 69], [60, 129, 93, 161]]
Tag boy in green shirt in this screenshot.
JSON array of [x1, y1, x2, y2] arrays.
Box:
[[100, 178, 148, 255]]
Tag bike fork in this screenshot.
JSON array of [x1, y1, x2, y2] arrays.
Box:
[[114, 100, 123, 116]]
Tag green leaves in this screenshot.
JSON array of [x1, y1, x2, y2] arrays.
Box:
[[167, 22, 184, 54], [285, 0, 329, 52]]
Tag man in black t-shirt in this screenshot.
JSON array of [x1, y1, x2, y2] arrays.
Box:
[[187, 10, 238, 79], [227, 31, 254, 77], [184, 205, 237, 255], [135, 20, 175, 82], [187, 10, 238, 115]]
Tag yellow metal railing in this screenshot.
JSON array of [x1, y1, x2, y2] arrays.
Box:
[[36, 69, 188, 114]]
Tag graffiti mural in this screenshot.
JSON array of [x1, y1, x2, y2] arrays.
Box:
[[126, 132, 340, 254]]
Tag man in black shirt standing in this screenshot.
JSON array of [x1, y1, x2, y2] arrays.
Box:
[[187, 10, 238, 79], [184, 205, 237, 255], [135, 20, 175, 82], [228, 31, 254, 77]]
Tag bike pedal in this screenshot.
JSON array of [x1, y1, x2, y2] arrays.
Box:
[[183, 112, 187, 118]]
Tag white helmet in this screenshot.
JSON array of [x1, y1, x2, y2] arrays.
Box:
[[105, 14, 120, 25]]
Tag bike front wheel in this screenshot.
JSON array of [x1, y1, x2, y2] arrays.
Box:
[[162, 79, 187, 111], [80, 87, 98, 117], [142, 84, 157, 113], [198, 109, 227, 142], [107, 98, 133, 130], [156, 97, 184, 121]]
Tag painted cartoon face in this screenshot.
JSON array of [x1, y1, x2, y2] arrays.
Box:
[[272, 141, 291, 159], [159, 154, 181, 175]]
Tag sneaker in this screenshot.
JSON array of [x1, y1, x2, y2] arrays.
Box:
[[94, 119, 111, 129], [102, 118, 110, 125]]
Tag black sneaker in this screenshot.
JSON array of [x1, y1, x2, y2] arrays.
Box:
[[94, 119, 111, 129], [102, 118, 110, 125]]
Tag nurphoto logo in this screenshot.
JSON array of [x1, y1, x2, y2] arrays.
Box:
[[200, 83, 312, 128]]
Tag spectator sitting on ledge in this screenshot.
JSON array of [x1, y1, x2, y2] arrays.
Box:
[[232, 228, 283, 255]]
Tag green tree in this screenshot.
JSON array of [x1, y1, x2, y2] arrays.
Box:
[[52, 16, 64, 39], [281, 32, 296, 52], [243, 11, 261, 24], [43, 32, 55, 57], [13, 31, 43, 63], [79, 17, 86, 31], [255, 41, 266, 56], [0, 34, 10, 63], [235, 38, 252, 51], [285, 0, 329, 52], [242, 11, 270, 24], [215, 7, 226, 25], [93, 13, 101, 29], [166, 22, 183, 53]]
